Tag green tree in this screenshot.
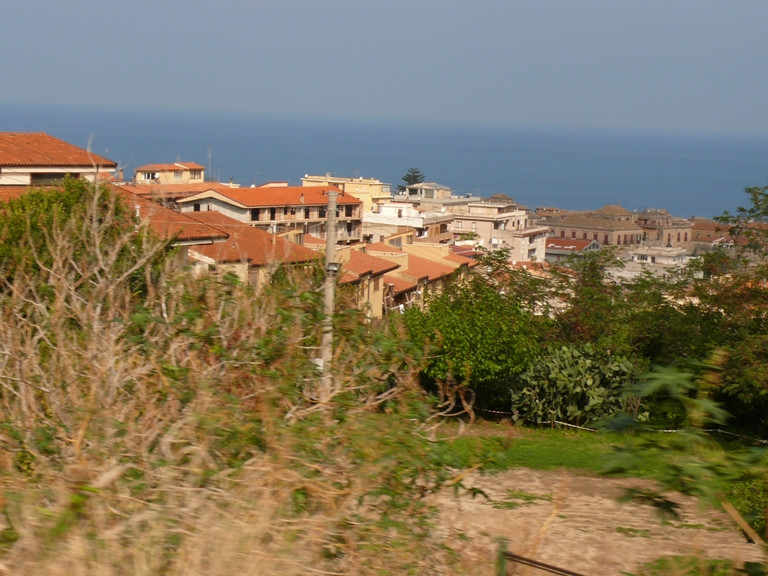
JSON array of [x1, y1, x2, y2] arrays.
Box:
[[552, 249, 627, 349], [402, 277, 538, 412], [397, 167, 425, 192], [717, 184, 768, 259]]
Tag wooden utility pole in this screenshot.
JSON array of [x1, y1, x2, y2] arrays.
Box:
[[319, 189, 338, 400]]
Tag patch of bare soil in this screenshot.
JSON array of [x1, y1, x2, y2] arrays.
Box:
[[427, 469, 766, 575]]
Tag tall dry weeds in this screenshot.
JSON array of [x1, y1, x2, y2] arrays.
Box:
[[0, 182, 451, 575]]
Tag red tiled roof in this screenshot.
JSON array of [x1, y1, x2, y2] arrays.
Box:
[[185, 210, 319, 266], [301, 234, 326, 247], [119, 182, 238, 201], [180, 185, 361, 208], [116, 188, 228, 243], [364, 241, 403, 253], [0, 187, 29, 203], [135, 162, 205, 172], [444, 253, 478, 267], [382, 274, 417, 294], [0, 132, 116, 168], [339, 250, 399, 283], [401, 254, 454, 282]]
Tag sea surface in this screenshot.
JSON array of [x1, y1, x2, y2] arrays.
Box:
[[3, 102, 768, 219]]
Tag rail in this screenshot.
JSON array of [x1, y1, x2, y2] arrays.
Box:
[[496, 541, 588, 576]]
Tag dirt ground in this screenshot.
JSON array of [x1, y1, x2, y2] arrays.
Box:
[[427, 468, 766, 575]]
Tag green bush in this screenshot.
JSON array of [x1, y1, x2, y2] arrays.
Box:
[[511, 343, 638, 426]]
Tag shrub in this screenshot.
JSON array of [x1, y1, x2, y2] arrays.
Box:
[[511, 343, 638, 426]]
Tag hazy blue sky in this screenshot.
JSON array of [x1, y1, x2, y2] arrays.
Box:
[[4, 1, 768, 134]]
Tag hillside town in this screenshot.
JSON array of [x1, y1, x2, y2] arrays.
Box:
[[0, 132, 733, 318]]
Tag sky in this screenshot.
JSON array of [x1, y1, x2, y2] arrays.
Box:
[[3, 0, 768, 135]]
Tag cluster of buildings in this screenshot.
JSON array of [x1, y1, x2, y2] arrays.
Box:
[[0, 132, 733, 317]]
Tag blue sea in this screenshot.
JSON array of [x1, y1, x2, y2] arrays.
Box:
[[3, 102, 768, 219]]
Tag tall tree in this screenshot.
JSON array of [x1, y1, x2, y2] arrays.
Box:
[[397, 167, 425, 192]]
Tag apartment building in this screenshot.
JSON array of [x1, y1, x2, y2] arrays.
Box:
[[449, 200, 549, 262], [134, 162, 206, 185], [634, 208, 693, 248], [544, 205, 645, 247], [301, 173, 391, 212], [176, 184, 363, 245], [363, 202, 454, 244]]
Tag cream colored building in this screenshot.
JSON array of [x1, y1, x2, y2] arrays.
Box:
[[301, 174, 391, 212], [363, 202, 454, 244], [135, 162, 206, 185], [450, 201, 549, 262]]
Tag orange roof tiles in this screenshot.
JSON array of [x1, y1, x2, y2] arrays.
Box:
[[401, 254, 455, 282], [382, 274, 417, 294], [444, 253, 478, 268], [116, 188, 228, 243], [120, 182, 237, 201], [0, 187, 30, 203], [340, 250, 399, 283], [185, 210, 319, 266], [0, 132, 116, 168], [183, 185, 361, 208]]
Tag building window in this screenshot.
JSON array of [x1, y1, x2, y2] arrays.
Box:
[[174, 171, 182, 181], [270, 208, 276, 220], [190, 170, 202, 180], [250, 208, 260, 221], [319, 207, 327, 218], [345, 205, 353, 217], [583, 232, 588, 240], [193, 203, 201, 212], [571, 231, 576, 239], [604, 234, 609, 244], [456, 221, 462, 230], [304, 208, 310, 219]]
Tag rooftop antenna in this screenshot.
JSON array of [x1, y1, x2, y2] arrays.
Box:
[[204, 145, 213, 181]]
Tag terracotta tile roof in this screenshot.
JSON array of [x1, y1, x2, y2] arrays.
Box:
[[0, 132, 116, 168], [593, 204, 633, 217], [551, 213, 642, 231], [179, 185, 362, 208], [364, 241, 403, 253], [0, 187, 29, 203], [382, 274, 417, 294], [135, 162, 205, 172], [444, 253, 478, 268], [185, 210, 320, 266], [116, 187, 228, 243], [339, 250, 399, 284], [301, 234, 326, 248], [401, 254, 455, 282], [119, 182, 238, 201]]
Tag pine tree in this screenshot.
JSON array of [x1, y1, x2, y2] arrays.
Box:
[[397, 167, 425, 192]]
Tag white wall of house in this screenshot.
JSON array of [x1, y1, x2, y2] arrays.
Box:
[[179, 198, 248, 222]]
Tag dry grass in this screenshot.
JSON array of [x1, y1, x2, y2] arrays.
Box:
[[0, 183, 449, 575]]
